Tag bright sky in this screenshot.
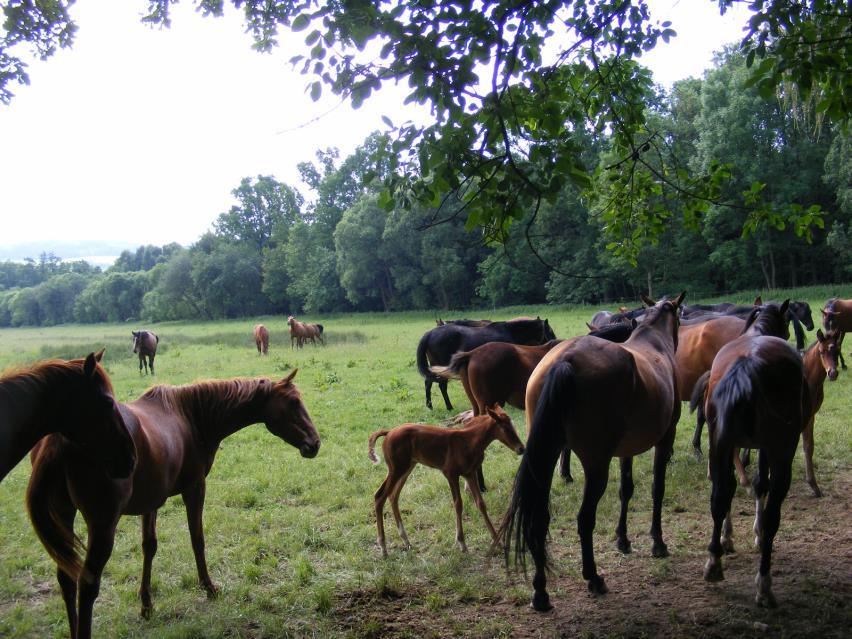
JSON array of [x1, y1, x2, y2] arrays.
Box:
[[0, 0, 750, 250]]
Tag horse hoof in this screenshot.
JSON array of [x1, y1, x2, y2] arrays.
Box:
[[721, 538, 735, 554], [756, 591, 778, 608], [205, 583, 220, 599], [693, 448, 703, 461], [587, 576, 608, 595], [140, 605, 153, 620], [703, 559, 724, 582], [531, 591, 553, 612], [651, 541, 669, 558], [810, 485, 823, 498], [616, 537, 632, 554]]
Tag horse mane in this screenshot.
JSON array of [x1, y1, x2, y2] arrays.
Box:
[[140, 377, 276, 426], [0, 357, 112, 398]]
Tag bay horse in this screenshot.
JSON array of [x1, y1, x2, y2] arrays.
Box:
[[254, 324, 269, 355], [417, 317, 557, 411], [0, 350, 135, 483], [287, 315, 324, 348], [502, 293, 684, 611], [132, 330, 159, 374], [822, 297, 852, 369], [368, 404, 524, 556], [27, 370, 320, 639], [697, 301, 808, 608]]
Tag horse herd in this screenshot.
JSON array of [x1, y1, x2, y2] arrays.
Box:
[[0, 296, 848, 637]]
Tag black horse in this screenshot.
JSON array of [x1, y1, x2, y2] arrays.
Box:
[[417, 317, 556, 410]]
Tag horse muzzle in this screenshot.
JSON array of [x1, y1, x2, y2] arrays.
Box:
[[516, 445, 525, 456], [827, 369, 838, 382], [300, 441, 321, 459]]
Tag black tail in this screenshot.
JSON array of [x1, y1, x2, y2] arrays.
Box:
[[711, 358, 757, 448], [689, 370, 711, 457], [416, 332, 441, 382], [502, 361, 573, 576], [316, 324, 324, 334]]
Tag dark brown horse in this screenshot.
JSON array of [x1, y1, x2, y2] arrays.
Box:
[[131, 330, 158, 374], [698, 301, 807, 608], [27, 370, 320, 639], [0, 350, 135, 483], [822, 297, 852, 369], [254, 324, 269, 355], [436, 318, 492, 327], [502, 293, 684, 611], [369, 405, 524, 556], [287, 315, 324, 348]]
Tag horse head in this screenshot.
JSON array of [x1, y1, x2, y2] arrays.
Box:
[[262, 369, 321, 458], [640, 291, 685, 349], [485, 404, 524, 455], [744, 300, 790, 340], [816, 329, 840, 382]]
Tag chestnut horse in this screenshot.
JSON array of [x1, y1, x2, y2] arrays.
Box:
[[0, 350, 135, 483], [698, 301, 808, 608], [822, 297, 852, 369], [254, 324, 269, 355], [368, 405, 524, 556], [287, 315, 324, 348], [27, 370, 320, 639], [131, 330, 159, 374], [502, 294, 684, 611]]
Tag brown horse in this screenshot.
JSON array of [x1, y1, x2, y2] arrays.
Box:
[[0, 350, 135, 483], [822, 297, 852, 369], [368, 405, 524, 556], [287, 316, 324, 348], [27, 370, 320, 639], [254, 324, 269, 355], [502, 293, 684, 611], [698, 301, 808, 608], [131, 330, 158, 374]]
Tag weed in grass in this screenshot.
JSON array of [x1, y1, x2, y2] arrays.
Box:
[[313, 583, 333, 614], [294, 555, 315, 585]]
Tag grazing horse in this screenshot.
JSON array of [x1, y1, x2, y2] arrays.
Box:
[[417, 317, 557, 411], [698, 301, 808, 608], [27, 370, 320, 639], [287, 316, 324, 348], [0, 350, 135, 483], [822, 297, 852, 369], [368, 405, 524, 556], [131, 330, 159, 374], [254, 324, 269, 355], [502, 293, 684, 611]]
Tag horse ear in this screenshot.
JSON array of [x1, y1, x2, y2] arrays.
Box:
[[780, 299, 790, 316], [586, 322, 597, 331], [485, 404, 504, 421], [816, 329, 825, 342], [94, 348, 106, 362], [280, 368, 298, 385], [640, 294, 655, 307], [754, 296, 762, 305], [672, 291, 686, 307], [83, 352, 98, 377], [631, 318, 638, 328], [132, 331, 138, 337]]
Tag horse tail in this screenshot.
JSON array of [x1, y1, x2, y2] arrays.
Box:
[[689, 370, 711, 457], [502, 360, 572, 576], [26, 440, 84, 581], [416, 332, 440, 382], [368, 430, 389, 464], [711, 358, 757, 450], [316, 324, 323, 334], [429, 351, 471, 380]]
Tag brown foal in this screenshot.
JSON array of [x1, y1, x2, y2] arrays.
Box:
[[368, 405, 524, 556]]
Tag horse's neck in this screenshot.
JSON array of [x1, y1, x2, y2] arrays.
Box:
[[464, 420, 496, 452], [802, 346, 826, 394], [0, 381, 53, 478], [629, 321, 676, 360], [172, 383, 265, 448], [747, 315, 783, 338]]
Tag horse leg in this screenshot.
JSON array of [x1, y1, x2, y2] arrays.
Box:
[[752, 449, 770, 549], [149, 354, 155, 375], [704, 438, 736, 582], [182, 481, 218, 598], [424, 379, 434, 410], [559, 449, 573, 483], [446, 474, 467, 552], [578, 462, 610, 594], [615, 456, 634, 554], [475, 466, 487, 493], [438, 379, 453, 411], [389, 467, 414, 551], [692, 410, 705, 460], [649, 426, 676, 558], [802, 417, 822, 497], [139, 510, 158, 619], [837, 331, 846, 370], [138, 354, 144, 374], [734, 447, 751, 488], [76, 517, 120, 639], [755, 451, 793, 608], [464, 471, 498, 549], [54, 503, 79, 639], [374, 474, 391, 556]]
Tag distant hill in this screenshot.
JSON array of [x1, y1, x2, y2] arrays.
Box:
[[0, 240, 139, 267]]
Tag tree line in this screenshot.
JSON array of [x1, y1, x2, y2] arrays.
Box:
[[1, 49, 849, 328]]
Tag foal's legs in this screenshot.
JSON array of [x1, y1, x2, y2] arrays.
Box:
[[182, 481, 218, 597], [577, 462, 610, 594], [446, 474, 467, 552], [650, 426, 676, 558], [388, 468, 414, 551], [801, 418, 822, 497], [139, 510, 158, 618], [437, 379, 453, 411], [615, 456, 634, 554], [463, 470, 498, 546]]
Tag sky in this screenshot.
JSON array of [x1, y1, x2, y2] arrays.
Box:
[[0, 0, 751, 253]]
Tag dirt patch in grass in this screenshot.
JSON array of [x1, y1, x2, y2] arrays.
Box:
[[332, 475, 852, 638]]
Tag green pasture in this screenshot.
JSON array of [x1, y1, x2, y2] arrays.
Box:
[[1, 286, 851, 638]]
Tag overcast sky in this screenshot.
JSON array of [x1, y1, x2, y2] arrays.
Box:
[[0, 0, 750, 251]]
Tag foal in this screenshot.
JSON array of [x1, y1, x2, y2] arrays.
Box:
[[368, 405, 524, 556]]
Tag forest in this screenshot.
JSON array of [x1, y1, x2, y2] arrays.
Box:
[[0, 47, 849, 327]]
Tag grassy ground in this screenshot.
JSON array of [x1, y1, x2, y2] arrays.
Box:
[[0, 287, 850, 638]]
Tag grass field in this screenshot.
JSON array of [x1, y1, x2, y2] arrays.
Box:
[[1, 286, 850, 638]]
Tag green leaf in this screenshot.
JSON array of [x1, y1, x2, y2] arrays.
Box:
[[291, 14, 310, 32]]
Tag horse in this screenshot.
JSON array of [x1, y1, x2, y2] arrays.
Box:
[[436, 318, 492, 327], [502, 293, 684, 612], [131, 330, 159, 374], [368, 404, 524, 556], [822, 297, 852, 369], [0, 350, 135, 483], [417, 317, 557, 411], [590, 305, 642, 326], [254, 324, 269, 355], [431, 321, 636, 488], [697, 301, 808, 608], [287, 315, 324, 348], [27, 370, 320, 639]]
